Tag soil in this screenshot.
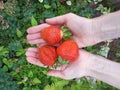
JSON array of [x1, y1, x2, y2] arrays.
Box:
[[107, 39, 120, 62]]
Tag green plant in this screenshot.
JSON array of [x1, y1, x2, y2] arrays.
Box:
[[0, 69, 19, 90], [0, 0, 118, 90]]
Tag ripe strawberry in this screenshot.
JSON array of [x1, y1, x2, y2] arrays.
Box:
[[57, 39, 79, 62], [41, 26, 63, 44], [41, 25, 72, 44], [38, 45, 57, 66]]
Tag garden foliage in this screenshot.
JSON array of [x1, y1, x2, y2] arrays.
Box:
[[0, 0, 118, 90]]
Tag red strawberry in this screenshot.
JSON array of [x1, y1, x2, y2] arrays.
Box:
[[38, 45, 57, 66], [57, 39, 79, 62], [41, 26, 63, 44], [41, 25, 72, 44]]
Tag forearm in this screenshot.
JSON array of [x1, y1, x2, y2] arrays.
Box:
[[93, 10, 120, 42], [86, 55, 120, 89]]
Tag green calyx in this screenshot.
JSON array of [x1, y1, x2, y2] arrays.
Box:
[[61, 26, 72, 40], [52, 56, 69, 69], [58, 56, 69, 64]]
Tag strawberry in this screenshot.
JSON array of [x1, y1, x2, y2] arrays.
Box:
[[38, 45, 57, 66], [57, 39, 79, 62], [41, 26, 63, 44], [41, 25, 72, 44]]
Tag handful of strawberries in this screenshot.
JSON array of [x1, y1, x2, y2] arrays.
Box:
[[38, 25, 79, 67]]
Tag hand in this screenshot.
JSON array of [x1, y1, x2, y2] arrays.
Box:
[[27, 13, 100, 48], [26, 48, 92, 80], [25, 47, 46, 67]]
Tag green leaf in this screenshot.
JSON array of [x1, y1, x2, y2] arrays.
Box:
[[31, 16, 38, 26], [0, 46, 9, 56], [28, 71, 33, 77], [66, 1, 72, 6], [58, 56, 63, 63], [0, 46, 4, 51], [7, 61, 13, 68], [51, 2, 57, 9], [42, 10, 55, 19], [16, 49, 25, 56], [62, 60, 69, 64], [38, 0, 43, 3], [44, 80, 69, 90], [0, 60, 2, 68], [17, 29, 23, 38], [23, 87, 40, 90], [58, 56, 69, 64], [8, 41, 23, 51], [2, 58, 8, 65], [116, 52, 120, 57], [16, 52, 23, 56], [44, 4, 51, 9], [84, 46, 93, 52], [32, 78, 41, 84], [2, 58, 13, 68], [10, 71, 17, 76], [3, 65, 8, 72], [0, 50, 9, 56], [61, 26, 69, 32], [61, 26, 72, 40], [63, 32, 72, 39], [42, 70, 47, 74], [17, 81, 23, 85]]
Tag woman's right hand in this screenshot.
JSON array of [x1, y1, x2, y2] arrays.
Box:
[[26, 47, 92, 80]]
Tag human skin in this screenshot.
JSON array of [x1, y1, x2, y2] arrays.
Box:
[[26, 11, 120, 89], [26, 48, 120, 89], [27, 14, 100, 48], [27, 11, 120, 47]]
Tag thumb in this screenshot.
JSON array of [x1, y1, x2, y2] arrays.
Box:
[[46, 15, 67, 25], [47, 70, 66, 79]]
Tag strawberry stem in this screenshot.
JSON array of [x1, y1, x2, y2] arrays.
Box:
[[52, 56, 70, 69], [58, 56, 69, 64], [61, 26, 72, 40]]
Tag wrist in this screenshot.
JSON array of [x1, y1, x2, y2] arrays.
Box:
[[78, 50, 99, 77], [91, 18, 103, 44], [84, 53, 120, 89], [83, 54, 105, 77], [92, 11, 120, 42]]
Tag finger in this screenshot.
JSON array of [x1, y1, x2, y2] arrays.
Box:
[[26, 51, 37, 58], [38, 43, 48, 48], [72, 36, 84, 48], [26, 57, 46, 67], [27, 48, 38, 53], [28, 39, 46, 44], [27, 23, 50, 34], [27, 33, 41, 40], [46, 15, 67, 25], [51, 64, 67, 70], [47, 70, 66, 79], [59, 64, 67, 70]]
